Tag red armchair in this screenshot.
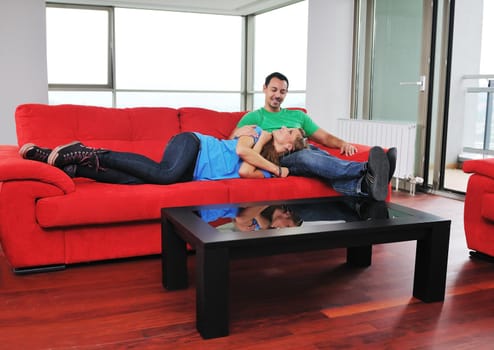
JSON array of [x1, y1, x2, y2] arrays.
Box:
[[463, 158, 494, 259]]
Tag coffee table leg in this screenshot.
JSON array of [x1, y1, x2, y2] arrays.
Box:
[[347, 245, 372, 267], [413, 222, 450, 302], [196, 246, 229, 339], [162, 217, 188, 290]]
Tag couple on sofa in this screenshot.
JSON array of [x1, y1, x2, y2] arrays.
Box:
[[19, 72, 396, 201]]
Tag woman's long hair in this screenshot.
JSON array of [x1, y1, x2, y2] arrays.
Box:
[[261, 128, 308, 165]]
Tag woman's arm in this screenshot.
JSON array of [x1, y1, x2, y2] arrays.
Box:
[[236, 132, 288, 178], [234, 205, 270, 231], [238, 162, 270, 178]]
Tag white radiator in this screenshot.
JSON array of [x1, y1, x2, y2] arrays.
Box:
[[337, 119, 417, 180]]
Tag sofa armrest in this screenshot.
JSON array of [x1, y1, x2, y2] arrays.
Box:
[[0, 145, 75, 194], [463, 158, 494, 180]]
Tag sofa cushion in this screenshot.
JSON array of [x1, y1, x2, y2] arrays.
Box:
[[36, 180, 230, 228], [16, 104, 181, 162], [179, 107, 246, 139], [224, 177, 339, 203]]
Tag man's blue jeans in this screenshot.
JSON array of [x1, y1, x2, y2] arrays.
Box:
[[75, 132, 200, 184], [280, 145, 367, 196]]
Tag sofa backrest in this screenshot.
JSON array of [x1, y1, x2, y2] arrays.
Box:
[[15, 104, 249, 162], [15, 104, 246, 160], [16, 104, 181, 161], [179, 107, 247, 139]]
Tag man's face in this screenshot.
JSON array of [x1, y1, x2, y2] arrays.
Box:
[[263, 77, 288, 112]]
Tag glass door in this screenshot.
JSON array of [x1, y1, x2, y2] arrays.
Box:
[[370, 0, 428, 125], [353, 0, 433, 184]]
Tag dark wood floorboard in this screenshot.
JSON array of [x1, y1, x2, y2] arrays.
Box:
[[1, 191, 493, 349]]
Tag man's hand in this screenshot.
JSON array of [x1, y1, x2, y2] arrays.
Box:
[[340, 142, 358, 156], [232, 125, 258, 138]]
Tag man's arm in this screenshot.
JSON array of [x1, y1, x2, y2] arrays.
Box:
[[310, 128, 358, 156]]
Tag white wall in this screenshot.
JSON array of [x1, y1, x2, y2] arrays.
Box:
[[0, 0, 48, 144], [305, 0, 354, 133]]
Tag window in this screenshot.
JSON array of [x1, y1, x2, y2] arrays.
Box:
[[46, 2, 308, 111], [46, 5, 110, 86], [116, 92, 241, 111], [48, 91, 113, 107], [253, 1, 308, 109], [114, 8, 242, 109], [47, 5, 112, 106]]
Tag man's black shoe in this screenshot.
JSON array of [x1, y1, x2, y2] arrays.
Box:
[[364, 146, 389, 201], [386, 147, 397, 182], [356, 199, 389, 220]]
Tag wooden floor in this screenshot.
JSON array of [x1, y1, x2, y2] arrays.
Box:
[[1, 191, 494, 349]]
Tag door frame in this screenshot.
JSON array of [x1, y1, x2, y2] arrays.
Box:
[[435, 0, 455, 191]]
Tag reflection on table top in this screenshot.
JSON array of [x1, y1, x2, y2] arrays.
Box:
[[197, 197, 409, 233]]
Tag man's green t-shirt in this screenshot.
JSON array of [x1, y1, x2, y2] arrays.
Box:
[[238, 108, 320, 137]]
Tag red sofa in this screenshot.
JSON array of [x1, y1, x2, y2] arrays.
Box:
[[0, 104, 372, 273], [463, 158, 494, 258]]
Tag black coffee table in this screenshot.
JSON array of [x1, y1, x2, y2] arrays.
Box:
[[161, 197, 451, 339]]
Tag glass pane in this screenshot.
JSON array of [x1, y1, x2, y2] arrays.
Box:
[[462, 91, 487, 150], [115, 9, 242, 90], [371, 0, 423, 122], [116, 92, 241, 111], [254, 1, 308, 91], [48, 91, 113, 107], [46, 7, 109, 85]]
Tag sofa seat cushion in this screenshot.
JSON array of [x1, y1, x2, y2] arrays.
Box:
[[224, 177, 339, 203], [36, 180, 230, 228]]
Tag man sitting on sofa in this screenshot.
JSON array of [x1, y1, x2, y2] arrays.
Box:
[[230, 72, 397, 201]]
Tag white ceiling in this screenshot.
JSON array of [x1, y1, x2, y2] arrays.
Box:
[[48, 0, 303, 16]]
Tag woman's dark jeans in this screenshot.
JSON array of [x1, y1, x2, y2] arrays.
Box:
[[75, 132, 201, 184]]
